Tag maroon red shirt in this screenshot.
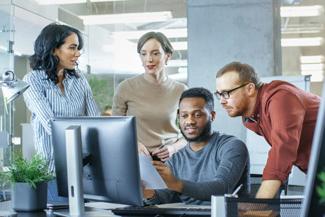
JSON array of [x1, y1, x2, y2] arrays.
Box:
[[243, 80, 320, 183]]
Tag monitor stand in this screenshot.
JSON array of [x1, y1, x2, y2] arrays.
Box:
[[54, 125, 110, 217]]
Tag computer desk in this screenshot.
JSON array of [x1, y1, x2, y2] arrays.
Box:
[[0, 200, 47, 217], [0, 200, 212, 217], [0, 200, 120, 217]]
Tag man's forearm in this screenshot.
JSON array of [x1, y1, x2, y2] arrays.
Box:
[[256, 180, 282, 198], [168, 180, 184, 193]]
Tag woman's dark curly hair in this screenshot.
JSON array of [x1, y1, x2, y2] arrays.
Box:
[[29, 23, 83, 83]]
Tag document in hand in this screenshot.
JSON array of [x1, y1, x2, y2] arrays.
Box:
[[139, 154, 167, 189]]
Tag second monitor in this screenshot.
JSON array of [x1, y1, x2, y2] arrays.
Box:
[[51, 116, 143, 206]]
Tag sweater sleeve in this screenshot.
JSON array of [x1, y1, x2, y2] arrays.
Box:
[[180, 139, 248, 201], [112, 81, 128, 116], [148, 189, 182, 204]]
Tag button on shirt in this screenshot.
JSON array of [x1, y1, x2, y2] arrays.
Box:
[[23, 70, 99, 172], [244, 80, 320, 183]]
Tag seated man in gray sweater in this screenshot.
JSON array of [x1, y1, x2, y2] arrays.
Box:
[[145, 87, 250, 205]]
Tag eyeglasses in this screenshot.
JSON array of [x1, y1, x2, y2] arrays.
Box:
[[214, 83, 249, 100]]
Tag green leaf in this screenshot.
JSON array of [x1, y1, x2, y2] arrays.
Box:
[[317, 170, 325, 204], [0, 154, 54, 189]]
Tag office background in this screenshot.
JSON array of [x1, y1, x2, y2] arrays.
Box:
[[0, 0, 324, 189]]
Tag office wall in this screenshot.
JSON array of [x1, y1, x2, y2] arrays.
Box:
[[187, 0, 281, 141]]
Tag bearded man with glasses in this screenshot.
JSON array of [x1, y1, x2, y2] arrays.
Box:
[[215, 61, 320, 199]]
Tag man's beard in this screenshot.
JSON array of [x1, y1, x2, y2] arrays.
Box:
[[181, 121, 212, 142]]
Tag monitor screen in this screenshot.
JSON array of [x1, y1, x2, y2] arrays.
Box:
[[301, 85, 325, 217], [51, 116, 143, 206]]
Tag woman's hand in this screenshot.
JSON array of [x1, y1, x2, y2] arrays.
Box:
[[138, 142, 150, 156], [151, 146, 169, 162], [152, 138, 187, 161]]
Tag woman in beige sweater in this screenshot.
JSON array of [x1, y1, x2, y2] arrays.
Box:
[[112, 32, 187, 161]]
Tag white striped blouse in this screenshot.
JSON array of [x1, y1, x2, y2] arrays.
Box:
[[23, 70, 99, 172]]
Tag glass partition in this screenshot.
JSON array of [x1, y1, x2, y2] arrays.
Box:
[[0, 0, 14, 200], [70, 1, 188, 114], [12, 5, 53, 143], [0, 0, 15, 167]]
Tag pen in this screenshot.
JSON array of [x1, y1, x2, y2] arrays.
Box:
[[232, 184, 243, 196]]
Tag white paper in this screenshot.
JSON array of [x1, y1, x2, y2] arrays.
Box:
[[139, 154, 167, 189]]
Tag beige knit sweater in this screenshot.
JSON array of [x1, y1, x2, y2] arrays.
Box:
[[112, 74, 187, 152]]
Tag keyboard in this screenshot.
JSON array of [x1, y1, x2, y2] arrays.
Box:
[[111, 205, 211, 216]]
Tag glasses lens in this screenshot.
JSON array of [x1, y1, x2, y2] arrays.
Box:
[[222, 92, 230, 99]]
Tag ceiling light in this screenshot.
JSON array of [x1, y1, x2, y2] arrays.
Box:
[[14, 51, 22, 56], [0, 45, 7, 52], [171, 41, 187, 51], [280, 5, 324, 17], [80, 11, 172, 25], [113, 28, 187, 40], [177, 67, 187, 74], [301, 71, 324, 82], [281, 37, 324, 47], [282, 29, 321, 34], [301, 64, 324, 71], [281, 24, 323, 34], [90, 0, 127, 2], [300, 56, 324, 64], [169, 71, 187, 82], [167, 60, 187, 68], [34, 0, 86, 4]]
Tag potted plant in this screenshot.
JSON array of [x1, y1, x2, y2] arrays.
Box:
[[1, 154, 53, 211]]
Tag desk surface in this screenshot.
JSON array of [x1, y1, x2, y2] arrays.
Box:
[[0, 200, 46, 216], [0, 201, 119, 217], [0, 200, 211, 217]]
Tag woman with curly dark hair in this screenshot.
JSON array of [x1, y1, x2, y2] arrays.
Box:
[[23, 23, 99, 202]]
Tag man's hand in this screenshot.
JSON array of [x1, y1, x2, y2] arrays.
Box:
[[141, 180, 156, 199], [256, 180, 282, 198], [152, 161, 183, 192], [143, 188, 156, 199]]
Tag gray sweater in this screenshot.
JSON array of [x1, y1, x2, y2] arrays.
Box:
[[154, 131, 249, 205]]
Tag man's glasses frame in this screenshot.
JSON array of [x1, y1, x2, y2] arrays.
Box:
[[214, 83, 249, 100]]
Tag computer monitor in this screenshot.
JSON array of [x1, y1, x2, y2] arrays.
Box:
[[51, 116, 143, 206], [301, 84, 325, 217]]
